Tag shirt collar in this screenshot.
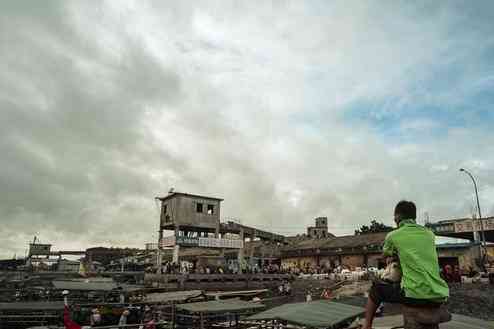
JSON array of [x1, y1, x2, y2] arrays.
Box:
[[399, 218, 416, 227]]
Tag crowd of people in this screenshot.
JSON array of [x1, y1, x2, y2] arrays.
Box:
[[151, 260, 363, 276], [441, 263, 494, 284], [69, 304, 165, 328], [153, 261, 288, 275], [441, 264, 465, 284]]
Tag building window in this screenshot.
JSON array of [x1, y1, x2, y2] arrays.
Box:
[[196, 203, 203, 213], [207, 204, 214, 215], [163, 204, 167, 214]]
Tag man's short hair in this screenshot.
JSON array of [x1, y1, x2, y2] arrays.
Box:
[[394, 200, 416, 220]]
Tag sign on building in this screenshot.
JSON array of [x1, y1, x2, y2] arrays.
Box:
[[160, 236, 176, 248], [198, 237, 243, 249], [176, 236, 200, 247], [159, 235, 242, 248], [29, 243, 52, 256], [454, 218, 494, 233]]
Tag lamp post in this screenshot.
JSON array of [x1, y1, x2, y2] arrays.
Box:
[[459, 168, 487, 254]]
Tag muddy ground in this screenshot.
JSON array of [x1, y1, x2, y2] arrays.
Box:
[[446, 283, 494, 321], [284, 279, 494, 321]]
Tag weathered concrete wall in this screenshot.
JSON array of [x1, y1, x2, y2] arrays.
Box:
[[341, 255, 365, 269], [486, 245, 494, 261], [145, 273, 292, 290], [281, 256, 317, 268], [161, 196, 220, 231], [437, 247, 478, 270], [367, 254, 383, 268], [318, 256, 340, 268], [282, 253, 382, 269]]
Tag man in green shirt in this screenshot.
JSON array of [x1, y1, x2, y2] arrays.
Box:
[[362, 200, 449, 329]]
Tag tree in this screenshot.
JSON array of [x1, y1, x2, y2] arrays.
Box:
[[355, 220, 393, 235]]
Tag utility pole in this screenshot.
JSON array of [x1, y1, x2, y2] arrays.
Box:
[[460, 168, 487, 268]]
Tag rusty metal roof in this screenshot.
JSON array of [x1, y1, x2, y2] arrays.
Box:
[[283, 232, 388, 251]]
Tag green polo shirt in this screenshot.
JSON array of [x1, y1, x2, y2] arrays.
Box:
[[383, 219, 449, 300]]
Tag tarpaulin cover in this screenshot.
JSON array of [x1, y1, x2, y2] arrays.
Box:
[[247, 300, 365, 328], [0, 301, 64, 310], [176, 298, 264, 313], [145, 290, 203, 302]]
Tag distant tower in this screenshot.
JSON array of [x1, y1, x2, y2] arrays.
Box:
[[307, 217, 330, 239]]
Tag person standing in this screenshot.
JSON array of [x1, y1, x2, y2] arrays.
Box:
[[90, 308, 102, 326], [119, 309, 130, 329]]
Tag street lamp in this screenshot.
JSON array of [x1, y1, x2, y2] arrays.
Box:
[[459, 168, 487, 250]]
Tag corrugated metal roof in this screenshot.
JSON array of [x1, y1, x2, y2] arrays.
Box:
[[247, 300, 365, 328], [205, 289, 268, 298], [52, 280, 144, 292], [176, 298, 264, 313], [156, 192, 223, 202], [436, 242, 479, 249], [145, 290, 203, 303], [53, 280, 118, 291], [283, 232, 388, 251], [0, 301, 64, 311]]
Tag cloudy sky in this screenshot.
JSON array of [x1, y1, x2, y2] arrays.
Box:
[[1, 1, 494, 258]]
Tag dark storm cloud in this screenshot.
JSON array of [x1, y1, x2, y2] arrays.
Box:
[[0, 1, 186, 252], [1, 1, 494, 257]]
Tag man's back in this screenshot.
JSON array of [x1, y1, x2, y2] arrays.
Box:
[[383, 219, 449, 300]]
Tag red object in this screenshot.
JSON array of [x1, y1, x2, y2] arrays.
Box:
[[321, 289, 332, 299], [64, 305, 81, 329]]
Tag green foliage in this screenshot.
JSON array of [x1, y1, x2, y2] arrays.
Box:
[[355, 220, 393, 235]]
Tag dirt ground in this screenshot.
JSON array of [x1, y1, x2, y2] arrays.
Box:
[[446, 283, 494, 321], [286, 279, 494, 321]]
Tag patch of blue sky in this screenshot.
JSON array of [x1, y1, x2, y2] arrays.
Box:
[[341, 59, 494, 143], [342, 95, 494, 144]]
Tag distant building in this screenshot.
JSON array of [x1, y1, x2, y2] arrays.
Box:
[[0, 258, 25, 271], [28, 243, 52, 257], [282, 232, 387, 270], [145, 243, 158, 250], [153, 191, 286, 271], [307, 217, 333, 239], [86, 247, 142, 266], [157, 192, 224, 237], [57, 259, 80, 272]]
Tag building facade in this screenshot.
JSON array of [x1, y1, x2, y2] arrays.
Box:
[[158, 192, 223, 236], [281, 232, 387, 270], [307, 217, 333, 239]]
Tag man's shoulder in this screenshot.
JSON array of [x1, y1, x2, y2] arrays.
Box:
[[384, 228, 399, 241], [389, 223, 434, 242]]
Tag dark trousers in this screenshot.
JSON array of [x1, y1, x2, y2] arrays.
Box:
[[369, 280, 442, 307]]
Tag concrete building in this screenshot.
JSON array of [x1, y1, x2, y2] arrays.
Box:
[[281, 232, 388, 270], [307, 217, 334, 239], [145, 243, 158, 251], [156, 192, 249, 268], [437, 242, 494, 271], [86, 247, 142, 266], [436, 242, 480, 271], [57, 259, 80, 272], [427, 216, 494, 242], [158, 192, 223, 237], [28, 243, 52, 257]]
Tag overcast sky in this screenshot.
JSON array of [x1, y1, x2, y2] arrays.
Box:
[[1, 1, 494, 258]]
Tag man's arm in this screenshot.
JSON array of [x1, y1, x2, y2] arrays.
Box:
[[382, 235, 396, 258]]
